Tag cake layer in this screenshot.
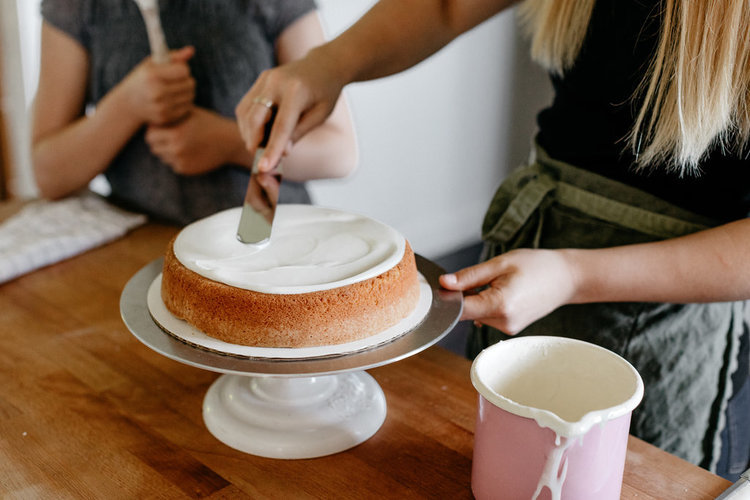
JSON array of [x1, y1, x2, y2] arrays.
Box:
[[161, 239, 420, 347], [160, 205, 421, 348], [172, 205, 406, 294]]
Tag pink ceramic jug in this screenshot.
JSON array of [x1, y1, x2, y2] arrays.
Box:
[[471, 336, 644, 500]]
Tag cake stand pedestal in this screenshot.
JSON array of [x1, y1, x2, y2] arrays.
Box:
[[120, 256, 462, 459], [204, 372, 385, 459]]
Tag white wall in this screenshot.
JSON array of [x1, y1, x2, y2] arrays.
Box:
[[2, 0, 552, 260]]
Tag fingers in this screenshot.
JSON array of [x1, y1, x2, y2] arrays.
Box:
[[159, 75, 195, 96], [258, 101, 302, 172], [150, 69, 195, 103], [236, 85, 272, 154], [155, 82, 194, 112], [461, 288, 503, 323], [471, 317, 521, 336], [236, 65, 333, 172], [461, 289, 525, 336], [144, 125, 167, 150], [236, 81, 299, 173], [441, 249, 570, 336], [146, 74, 194, 125], [131, 49, 195, 125], [438, 255, 525, 335], [150, 52, 194, 83], [150, 98, 192, 126], [439, 257, 510, 292], [144, 125, 173, 164], [169, 45, 195, 63]]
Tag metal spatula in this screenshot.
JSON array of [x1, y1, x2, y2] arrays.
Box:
[[237, 109, 281, 244]]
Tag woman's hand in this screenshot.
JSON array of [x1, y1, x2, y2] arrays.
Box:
[[235, 48, 347, 173], [32, 23, 198, 199], [118, 46, 196, 126], [439, 248, 578, 335], [145, 106, 247, 175], [441, 219, 750, 335]]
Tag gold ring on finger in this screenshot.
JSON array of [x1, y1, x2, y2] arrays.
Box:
[[252, 96, 275, 109]]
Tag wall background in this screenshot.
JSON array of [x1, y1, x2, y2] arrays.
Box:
[[0, 0, 552, 260]]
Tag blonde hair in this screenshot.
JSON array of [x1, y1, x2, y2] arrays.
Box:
[[519, 0, 750, 174]]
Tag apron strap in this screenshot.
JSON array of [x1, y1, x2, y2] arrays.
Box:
[[482, 167, 556, 243], [555, 181, 710, 238], [483, 163, 711, 245]]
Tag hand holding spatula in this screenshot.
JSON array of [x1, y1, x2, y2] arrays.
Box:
[[237, 106, 282, 244]]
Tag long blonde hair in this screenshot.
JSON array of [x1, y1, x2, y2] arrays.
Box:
[[519, 0, 750, 174]]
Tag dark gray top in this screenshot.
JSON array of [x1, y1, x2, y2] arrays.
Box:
[[42, 0, 315, 225]]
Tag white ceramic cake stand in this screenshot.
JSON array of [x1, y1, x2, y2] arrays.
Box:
[[120, 256, 462, 459]]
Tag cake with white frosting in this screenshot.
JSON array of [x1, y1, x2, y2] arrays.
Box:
[[160, 205, 420, 347]]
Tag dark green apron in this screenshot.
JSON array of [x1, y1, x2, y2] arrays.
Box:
[[470, 145, 746, 470]]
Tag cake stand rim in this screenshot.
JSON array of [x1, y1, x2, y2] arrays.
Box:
[[120, 255, 463, 376]]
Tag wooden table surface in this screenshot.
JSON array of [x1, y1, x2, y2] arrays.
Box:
[[0, 200, 733, 499]]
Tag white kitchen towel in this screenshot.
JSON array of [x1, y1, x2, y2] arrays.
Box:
[[0, 192, 147, 284]]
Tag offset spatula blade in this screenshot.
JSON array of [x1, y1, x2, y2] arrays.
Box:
[[237, 110, 281, 244]]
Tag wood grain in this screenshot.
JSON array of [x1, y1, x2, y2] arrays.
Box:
[[0, 203, 732, 499]]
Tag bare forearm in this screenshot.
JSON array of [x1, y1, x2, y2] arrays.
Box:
[[33, 86, 142, 199], [320, 0, 518, 85], [565, 219, 750, 304]]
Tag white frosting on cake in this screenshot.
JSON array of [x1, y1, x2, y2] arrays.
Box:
[[173, 205, 406, 294]]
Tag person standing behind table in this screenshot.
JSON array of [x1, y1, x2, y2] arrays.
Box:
[[32, 0, 357, 226], [234, 0, 750, 481]]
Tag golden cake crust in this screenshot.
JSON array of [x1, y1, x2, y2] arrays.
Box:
[[160, 237, 420, 347]]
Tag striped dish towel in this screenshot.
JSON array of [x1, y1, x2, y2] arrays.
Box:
[[0, 192, 147, 284]]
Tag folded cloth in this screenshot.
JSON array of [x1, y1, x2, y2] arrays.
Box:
[[0, 192, 147, 284]]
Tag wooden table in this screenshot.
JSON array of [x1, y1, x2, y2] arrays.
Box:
[[0, 201, 733, 499]]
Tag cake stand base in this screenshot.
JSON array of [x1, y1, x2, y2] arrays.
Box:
[[202, 371, 387, 459], [122, 257, 461, 458]]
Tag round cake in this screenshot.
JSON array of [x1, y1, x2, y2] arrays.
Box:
[[160, 205, 421, 348]]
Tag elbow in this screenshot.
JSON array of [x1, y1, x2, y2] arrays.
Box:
[[284, 119, 359, 181], [33, 175, 65, 201], [325, 96, 359, 179], [32, 158, 54, 199], [330, 140, 359, 179], [32, 151, 69, 201], [330, 115, 360, 179], [307, 125, 359, 180]]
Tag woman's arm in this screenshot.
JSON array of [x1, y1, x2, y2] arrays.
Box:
[[144, 11, 357, 181], [32, 22, 195, 199], [237, 0, 518, 173], [440, 218, 750, 334], [321, 0, 519, 83]]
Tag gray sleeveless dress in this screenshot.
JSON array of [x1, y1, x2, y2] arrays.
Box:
[[41, 0, 315, 225]]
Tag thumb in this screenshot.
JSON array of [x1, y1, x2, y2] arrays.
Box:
[[170, 46, 195, 63]]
